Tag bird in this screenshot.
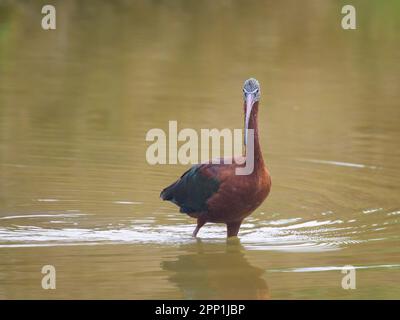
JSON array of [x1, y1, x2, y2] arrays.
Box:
[[160, 78, 271, 238]]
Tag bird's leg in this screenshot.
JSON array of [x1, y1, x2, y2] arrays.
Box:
[[226, 220, 242, 238], [192, 218, 206, 237]]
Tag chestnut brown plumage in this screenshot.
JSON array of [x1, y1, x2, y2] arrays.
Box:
[[161, 78, 271, 238]]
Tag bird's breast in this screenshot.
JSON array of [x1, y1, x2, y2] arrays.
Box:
[[206, 166, 271, 223]]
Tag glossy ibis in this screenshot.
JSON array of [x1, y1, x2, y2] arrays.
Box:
[[160, 78, 271, 237]]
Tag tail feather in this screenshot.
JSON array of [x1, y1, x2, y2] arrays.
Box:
[[160, 182, 178, 201], [160, 164, 220, 215]]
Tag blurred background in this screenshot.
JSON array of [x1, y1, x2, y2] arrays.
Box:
[[0, 0, 399, 299]]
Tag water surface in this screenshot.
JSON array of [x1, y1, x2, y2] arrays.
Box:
[[0, 0, 399, 299]]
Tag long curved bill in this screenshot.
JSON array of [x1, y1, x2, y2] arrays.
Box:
[[244, 93, 254, 145]]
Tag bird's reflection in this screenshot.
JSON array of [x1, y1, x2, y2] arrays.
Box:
[[161, 238, 269, 299]]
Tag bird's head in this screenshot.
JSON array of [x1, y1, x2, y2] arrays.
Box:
[[243, 78, 260, 103], [242, 78, 260, 145]]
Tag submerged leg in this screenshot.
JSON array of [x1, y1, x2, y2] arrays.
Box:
[[226, 220, 242, 238], [192, 218, 206, 237]]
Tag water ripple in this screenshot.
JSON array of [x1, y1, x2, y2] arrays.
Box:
[[296, 158, 379, 169], [269, 264, 400, 273], [0, 218, 362, 252], [0, 207, 398, 252]]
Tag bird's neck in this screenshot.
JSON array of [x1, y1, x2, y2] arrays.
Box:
[[245, 102, 264, 170]]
